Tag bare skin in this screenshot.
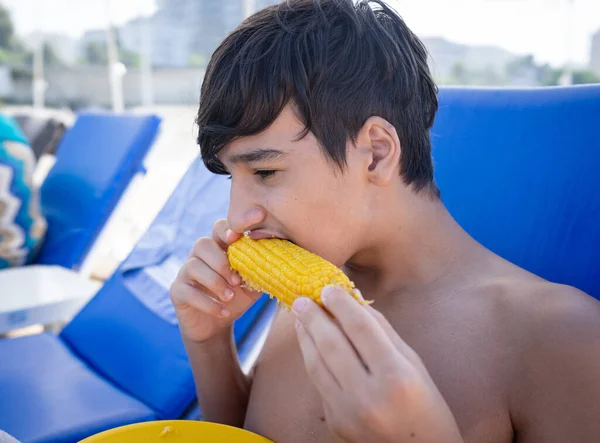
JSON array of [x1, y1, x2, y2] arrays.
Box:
[[246, 260, 600, 443], [171, 105, 600, 442]]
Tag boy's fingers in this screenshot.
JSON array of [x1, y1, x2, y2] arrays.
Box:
[[295, 320, 341, 400], [320, 287, 397, 370], [212, 219, 241, 249], [170, 282, 228, 319], [189, 237, 240, 287], [184, 257, 234, 303], [293, 297, 367, 387]]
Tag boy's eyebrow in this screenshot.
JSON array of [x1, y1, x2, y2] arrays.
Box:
[[227, 148, 288, 165]]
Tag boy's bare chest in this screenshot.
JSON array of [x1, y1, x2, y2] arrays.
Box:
[[243, 308, 514, 443]]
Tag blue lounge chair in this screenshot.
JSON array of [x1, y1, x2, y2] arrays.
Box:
[[432, 84, 600, 299], [0, 157, 276, 443], [34, 111, 161, 270], [2, 84, 598, 442]]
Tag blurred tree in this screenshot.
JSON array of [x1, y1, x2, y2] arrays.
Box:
[[538, 66, 599, 86], [44, 44, 63, 66], [83, 39, 139, 68], [9, 37, 27, 53], [572, 70, 600, 84], [450, 62, 469, 84], [115, 35, 139, 68], [189, 54, 206, 67], [121, 50, 140, 68], [84, 41, 107, 65], [481, 65, 503, 85], [0, 2, 14, 49], [445, 63, 505, 86], [24, 43, 64, 67], [539, 64, 563, 86], [506, 55, 536, 78]]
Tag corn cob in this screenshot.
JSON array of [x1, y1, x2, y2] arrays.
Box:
[[227, 234, 370, 309]]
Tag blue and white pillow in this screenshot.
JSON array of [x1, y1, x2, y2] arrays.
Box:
[[0, 114, 47, 269]]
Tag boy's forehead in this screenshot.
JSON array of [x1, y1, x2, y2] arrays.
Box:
[[219, 109, 314, 163], [221, 144, 289, 164]]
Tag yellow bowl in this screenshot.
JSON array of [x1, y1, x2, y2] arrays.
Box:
[[79, 420, 275, 443]]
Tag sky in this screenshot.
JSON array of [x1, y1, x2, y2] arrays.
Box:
[[3, 0, 600, 67]]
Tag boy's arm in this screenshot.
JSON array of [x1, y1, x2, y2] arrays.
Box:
[[171, 219, 263, 427], [184, 328, 252, 427], [511, 286, 600, 442]]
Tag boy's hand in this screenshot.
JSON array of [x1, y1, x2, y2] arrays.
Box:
[[292, 286, 464, 443], [170, 219, 262, 344]]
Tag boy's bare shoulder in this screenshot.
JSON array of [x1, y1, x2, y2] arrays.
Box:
[[485, 271, 600, 442], [481, 268, 600, 375], [493, 271, 600, 331], [494, 273, 600, 347]]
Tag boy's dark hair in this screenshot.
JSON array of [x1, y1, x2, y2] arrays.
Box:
[[197, 0, 439, 195]]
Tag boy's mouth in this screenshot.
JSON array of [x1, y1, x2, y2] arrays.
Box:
[[244, 229, 294, 244]]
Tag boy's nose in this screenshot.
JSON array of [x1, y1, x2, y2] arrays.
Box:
[[227, 204, 266, 235]]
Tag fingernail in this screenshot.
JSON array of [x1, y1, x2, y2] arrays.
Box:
[[231, 273, 241, 286], [224, 288, 234, 301], [292, 297, 309, 314], [220, 308, 230, 318], [320, 285, 339, 306], [353, 288, 364, 300], [227, 229, 238, 242]]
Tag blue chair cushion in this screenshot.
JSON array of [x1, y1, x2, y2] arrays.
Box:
[[36, 112, 160, 269], [432, 85, 600, 298], [59, 275, 195, 420], [60, 275, 274, 421], [0, 333, 156, 443]]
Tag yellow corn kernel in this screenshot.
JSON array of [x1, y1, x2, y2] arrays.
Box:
[[227, 235, 369, 309]]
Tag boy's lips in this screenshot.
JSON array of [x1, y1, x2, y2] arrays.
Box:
[[244, 229, 289, 241]]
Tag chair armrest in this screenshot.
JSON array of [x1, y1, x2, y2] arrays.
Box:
[[0, 265, 101, 334]]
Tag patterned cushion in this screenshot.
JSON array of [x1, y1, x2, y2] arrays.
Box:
[[0, 114, 47, 268]]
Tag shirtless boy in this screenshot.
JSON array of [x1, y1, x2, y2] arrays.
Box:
[[170, 1, 600, 442]]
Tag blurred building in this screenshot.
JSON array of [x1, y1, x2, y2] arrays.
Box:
[[117, 0, 280, 68], [80, 29, 109, 53], [591, 29, 600, 76], [186, 0, 246, 63], [24, 32, 79, 66], [115, 12, 193, 68], [422, 37, 517, 84], [255, 0, 281, 9]]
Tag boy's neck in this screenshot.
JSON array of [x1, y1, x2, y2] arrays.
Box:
[[345, 191, 488, 297]]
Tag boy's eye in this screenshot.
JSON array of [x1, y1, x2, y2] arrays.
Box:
[[255, 170, 276, 179]]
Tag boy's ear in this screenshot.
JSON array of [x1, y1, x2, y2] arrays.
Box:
[[356, 116, 401, 186]]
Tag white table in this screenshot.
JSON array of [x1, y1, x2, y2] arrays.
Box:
[[0, 265, 101, 335]]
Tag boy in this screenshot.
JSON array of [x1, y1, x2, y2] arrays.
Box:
[[170, 1, 600, 441]]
